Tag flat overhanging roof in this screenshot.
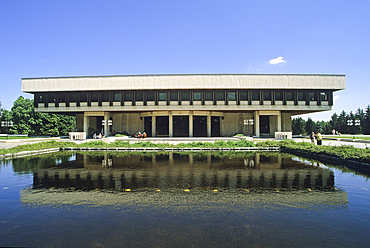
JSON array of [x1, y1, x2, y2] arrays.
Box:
[[22, 74, 345, 93]]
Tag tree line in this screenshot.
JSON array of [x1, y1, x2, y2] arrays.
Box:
[[292, 105, 370, 135], [0, 97, 75, 136]]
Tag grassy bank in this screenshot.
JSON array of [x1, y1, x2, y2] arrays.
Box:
[[0, 139, 256, 155], [2, 139, 370, 164], [257, 140, 370, 164]]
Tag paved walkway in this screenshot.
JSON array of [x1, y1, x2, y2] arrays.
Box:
[[1, 137, 370, 150]]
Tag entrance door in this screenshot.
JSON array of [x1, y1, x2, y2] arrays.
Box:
[[96, 116, 104, 135], [156, 116, 169, 136], [144, 117, 152, 137], [193, 116, 207, 137], [173, 116, 189, 137], [211, 116, 220, 137], [260, 116, 270, 135]]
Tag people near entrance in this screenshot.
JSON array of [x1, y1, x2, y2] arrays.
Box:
[[93, 133, 97, 139], [316, 131, 322, 145], [332, 129, 336, 135], [134, 131, 147, 138], [309, 132, 315, 145]]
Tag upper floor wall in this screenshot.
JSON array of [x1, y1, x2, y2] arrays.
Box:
[[22, 74, 345, 92]]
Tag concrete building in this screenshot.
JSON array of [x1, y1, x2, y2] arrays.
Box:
[[21, 74, 345, 138]]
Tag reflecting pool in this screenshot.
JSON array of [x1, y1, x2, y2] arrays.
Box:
[[1, 152, 370, 247]]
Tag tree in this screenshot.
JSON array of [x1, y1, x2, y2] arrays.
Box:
[[364, 105, 370, 134], [11, 97, 36, 135], [292, 117, 306, 135], [305, 117, 316, 134], [10, 96, 75, 136]]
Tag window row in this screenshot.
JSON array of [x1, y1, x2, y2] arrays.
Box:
[[35, 89, 333, 106]]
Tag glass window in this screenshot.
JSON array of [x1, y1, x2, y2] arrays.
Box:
[[102, 92, 109, 102], [298, 91, 305, 101], [181, 91, 190, 101], [124, 91, 133, 101], [286, 91, 294, 101], [263, 91, 271, 101], [252, 91, 260, 101], [193, 91, 201, 101], [48, 93, 56, 103], [114, 92, 121, 102], [216, 91, 225, 101], [228, 91, 236, 101], [80, 92, 87, 102], [147, 91, 155, 101], [136, 91, 143, 101], [58, 93, 66, 103], [308, 92, 316, 101], [205, 90, 213, 101], [39, 95, 44, 103], [91, 92, 98, 102], [275, 91, 283, 101], [320, 92, 328, 101], [240, 91, 247, 101], [170, 91, 178, 101], [158, 91, 166, 101]]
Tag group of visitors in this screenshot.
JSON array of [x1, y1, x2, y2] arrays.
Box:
[[93, 133, 104, 139], [134, 131, 147, 138], [332, 129, 341, 136], [309, 131, 323, 145]]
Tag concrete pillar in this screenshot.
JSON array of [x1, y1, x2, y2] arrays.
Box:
[[169, 112, 173, 137], [104, 112, 109, 135], [254, 111, 260, 137], [83, 113, 89, 138], [207, 113, 212, 137], [277, 111, 282, 132], [189, 111, 193, 137], [152, 115, 156, 137]]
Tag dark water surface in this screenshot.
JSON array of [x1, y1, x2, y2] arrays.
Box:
[[1, 151, 369, 247]]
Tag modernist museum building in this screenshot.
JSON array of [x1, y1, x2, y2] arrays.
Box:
[[22, 74, 345, 138]]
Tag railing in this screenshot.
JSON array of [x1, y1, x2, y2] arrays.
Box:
[[69, 132, 86, 140], [275, 132, 292, 140]]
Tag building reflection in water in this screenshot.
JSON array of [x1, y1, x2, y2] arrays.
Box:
[[32, 152, 335, 191]]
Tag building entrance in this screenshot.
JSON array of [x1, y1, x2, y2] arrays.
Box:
[[173, 116, 189, 137], [96, 116, 104, 135], [260, 116, 270, 135], [144, 117, 152, 137], [211, 116, 220, 137], [193, 116, 207, 137], [156, 116, 169, 136]]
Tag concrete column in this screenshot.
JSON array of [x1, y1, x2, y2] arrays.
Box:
[[277, 111, 282, 132], [83, 113, 89, 138], [152, 115, 156, 137], [254, 111, 260, 137], [189, 111, 193, 137], [207, 113, 212, 137], [104, 112, 109, 135], [169, 112, 173, 137]]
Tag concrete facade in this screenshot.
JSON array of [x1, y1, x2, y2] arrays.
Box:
[[22, 74, 345, 138]]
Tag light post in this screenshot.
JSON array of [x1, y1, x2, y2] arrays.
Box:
[[1, 121, 13, 139], [347, 119, 361, 139], [244, 119, 254, 136], [102, 119, 113, 136]]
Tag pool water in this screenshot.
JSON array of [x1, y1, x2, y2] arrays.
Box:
[[1, 152, 369, 247]]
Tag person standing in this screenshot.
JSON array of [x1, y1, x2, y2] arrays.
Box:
[[310, 132, 315, 145], [316, 131, 322, 145]]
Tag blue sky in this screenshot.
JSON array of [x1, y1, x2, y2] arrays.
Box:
[[1, 0, 369, 121]]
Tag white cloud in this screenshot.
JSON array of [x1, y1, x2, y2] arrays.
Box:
[[269, 56, 286, 65], [334, 94, 340, 102]]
